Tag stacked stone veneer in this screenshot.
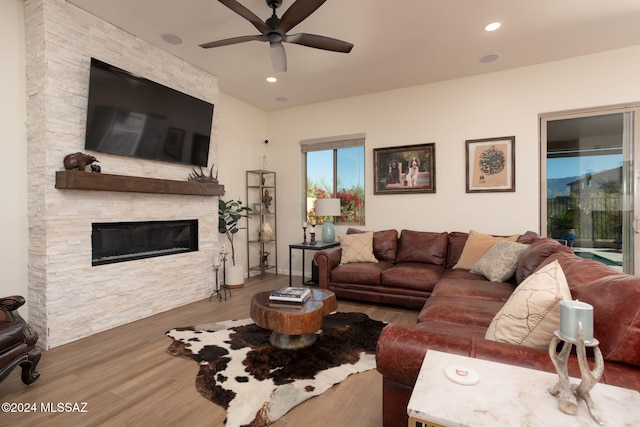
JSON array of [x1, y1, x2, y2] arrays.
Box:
[[25, 0, 220, 349]]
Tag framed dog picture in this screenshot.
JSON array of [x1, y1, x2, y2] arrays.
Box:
[[374, 143, 436, 194], [466, 136, 515, 193]]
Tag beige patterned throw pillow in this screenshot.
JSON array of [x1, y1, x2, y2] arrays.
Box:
[[485, 260, 572, 349], [338, 232, 378, 265], [470, 240, 528, 282], [453, 230, 520, 270]]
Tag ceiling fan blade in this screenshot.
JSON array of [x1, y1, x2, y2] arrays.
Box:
[[277, 0, 327, 33], [218, 0, 270, 34], [270, 41, 287, 73], [285, 33, 353, 53], [200, 34, 266, 49]]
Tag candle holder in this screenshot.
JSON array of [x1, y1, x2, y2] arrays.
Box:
[[209, 249, 231, 301], [209, 263, 222, 302], [309, 228, 317, 245], [548, 322, 604, 425], [302, 223, 308, 245]]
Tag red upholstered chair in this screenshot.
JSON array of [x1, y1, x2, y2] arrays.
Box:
[[0, 296, 41, 385]]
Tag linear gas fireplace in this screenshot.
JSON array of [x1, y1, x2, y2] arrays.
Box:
[[91, 220, 198, 266]]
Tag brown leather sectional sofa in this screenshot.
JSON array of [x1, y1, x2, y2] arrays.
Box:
[[313, 229, 640, 427]]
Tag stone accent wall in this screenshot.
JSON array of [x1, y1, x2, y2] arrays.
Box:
[[25, 0, 220, 349]]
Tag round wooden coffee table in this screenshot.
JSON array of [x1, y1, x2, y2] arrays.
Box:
[[250, 288, 337, 350]]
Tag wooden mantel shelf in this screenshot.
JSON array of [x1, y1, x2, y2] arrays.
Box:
[[55, 170, 224, 196]]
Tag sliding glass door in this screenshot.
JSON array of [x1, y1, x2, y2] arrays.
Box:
[[540, 105, 639, 274]]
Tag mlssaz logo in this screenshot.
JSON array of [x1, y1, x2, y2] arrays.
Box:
[[40, 402, 88, 413]]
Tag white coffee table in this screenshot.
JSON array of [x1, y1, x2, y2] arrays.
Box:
[[407, 350, 640, 427]]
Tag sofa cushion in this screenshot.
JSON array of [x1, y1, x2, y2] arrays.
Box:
[[347, 228, 398, 263], [382, 262, 443, 292], [571, 274, 640, 367], [396, 230, 448, 265], [470, 240, 528, 282], [550, 252, 619, 290], [418, 296, 504, 327], [416, 319, 489, 340], [485, 260, 572, 349], [338, 232, 378, 265], [517, 231, 541, 244], [446, 231, 469, 268], [453, 230, 520, 270], [330, 261, 392, 285], [431, 278, 516, 302], [440, 268, 487, 281], [515, 237, 573, 284]]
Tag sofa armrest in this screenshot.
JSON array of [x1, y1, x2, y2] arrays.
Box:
[[313, 247, 342, 290], [0, 296, 26, 312], [376, 323, 559, 388], [376, 323, 475, 386]]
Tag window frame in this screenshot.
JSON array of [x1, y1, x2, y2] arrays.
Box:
[[301, 133, 366, 226]]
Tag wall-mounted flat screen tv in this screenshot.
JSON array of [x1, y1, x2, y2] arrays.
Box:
[[84, 58, 214, 167]]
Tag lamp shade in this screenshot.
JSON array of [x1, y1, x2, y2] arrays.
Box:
[[315, 198, 341, 217], [315, 198, 341, 243]]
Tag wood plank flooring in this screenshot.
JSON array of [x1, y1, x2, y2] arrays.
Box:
[[1, 274, 418, 426]]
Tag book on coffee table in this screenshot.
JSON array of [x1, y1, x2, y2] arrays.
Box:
[[269, 287, 312, 303]]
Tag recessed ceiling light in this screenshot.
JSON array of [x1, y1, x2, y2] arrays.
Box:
[[484, 22, 502, 32], [276, 96, 288, 102], [480, 53, 501, 63], [161, 33, 183, 45], [266, 77, 277, 83]]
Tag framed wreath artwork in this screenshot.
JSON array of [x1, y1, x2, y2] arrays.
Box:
[[465, 136, 515, 193], [373, 143, 435, 194]]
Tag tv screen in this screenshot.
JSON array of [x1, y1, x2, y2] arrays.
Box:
[[84, 58, 214, 167]]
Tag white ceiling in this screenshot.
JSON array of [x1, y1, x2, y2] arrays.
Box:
[[67, 0, 640, 111]]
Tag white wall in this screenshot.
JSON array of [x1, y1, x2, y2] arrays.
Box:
[[268, 45, 640, 276], [0, 0, 29, 316], [216, 92, 268, 271]]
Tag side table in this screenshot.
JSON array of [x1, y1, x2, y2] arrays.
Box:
[[407, 350, 640, 427], [289, 241, 340, 286]]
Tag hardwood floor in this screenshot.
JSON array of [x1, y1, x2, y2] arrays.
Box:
[[1, 274, 418, 426]]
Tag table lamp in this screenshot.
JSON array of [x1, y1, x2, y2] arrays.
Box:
[[315, 198, 341, 243]]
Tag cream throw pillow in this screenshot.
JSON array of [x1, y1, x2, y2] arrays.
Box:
[[338, 232, 378, 265], [453, 230, 520, 270], [485, 260, 572, 349]]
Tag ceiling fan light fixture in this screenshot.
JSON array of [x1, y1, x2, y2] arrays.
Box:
[[484, 22, 502, 32], [200, 0, 354, 72]]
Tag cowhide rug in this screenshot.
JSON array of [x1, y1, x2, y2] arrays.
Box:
[[166, 312, 385, 427]]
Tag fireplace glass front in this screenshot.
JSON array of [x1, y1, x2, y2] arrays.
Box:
[[91, 220, 198, 266]]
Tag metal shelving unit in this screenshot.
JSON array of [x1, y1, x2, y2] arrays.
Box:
[[246, 170, 277, 278]]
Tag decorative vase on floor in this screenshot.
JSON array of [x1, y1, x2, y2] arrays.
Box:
[[226, 264, 245, 288]]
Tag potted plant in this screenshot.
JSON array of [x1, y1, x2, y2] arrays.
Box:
[[218, 198, 251, 287], [549, 212, 577, 247]]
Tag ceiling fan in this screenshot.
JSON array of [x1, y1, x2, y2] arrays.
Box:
[[200, 0, 354, 73]]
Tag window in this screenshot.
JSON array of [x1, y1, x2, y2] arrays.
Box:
[[301, 134, 365, 225], [540, 105, 640, 274]]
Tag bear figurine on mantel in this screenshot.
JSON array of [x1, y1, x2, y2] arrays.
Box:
[[63, 152, 100, 172]]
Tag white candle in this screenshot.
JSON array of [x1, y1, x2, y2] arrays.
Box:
[[213, 256, 220, 267], [311, 219, 316, 226], [302, 221, 308, 229], [559, 300, 594, 343]]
